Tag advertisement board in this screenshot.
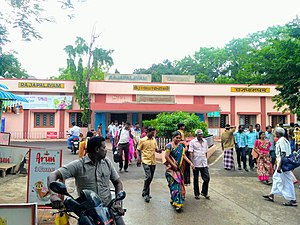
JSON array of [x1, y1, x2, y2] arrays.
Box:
[[0, 132, 10, 146], [27, 149, 62, 205], [21, 95, 73, 109], [0, 203, 37, 225]]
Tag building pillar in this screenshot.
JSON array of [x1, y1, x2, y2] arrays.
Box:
[[230, 96, 235, 126], [59, 110, 65, 138], [290, 114, 295, 123], [23, 109, 29, 139], [260, 97, 266, 130]]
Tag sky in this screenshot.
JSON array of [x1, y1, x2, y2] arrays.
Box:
[[4, 0, 300, 79]]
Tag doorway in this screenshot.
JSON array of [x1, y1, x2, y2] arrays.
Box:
[[111, 113, 127, 124]]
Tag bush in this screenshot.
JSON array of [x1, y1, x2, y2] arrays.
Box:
[[143, 111, 209, 138]]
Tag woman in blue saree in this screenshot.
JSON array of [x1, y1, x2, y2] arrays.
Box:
[[165, 131, 195, 211]]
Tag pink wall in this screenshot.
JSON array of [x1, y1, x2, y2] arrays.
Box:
[[106, 94, 133, 103], [2, 113, 24, 137], [205, 96, 231, 112], [176, 96, 193, 104]]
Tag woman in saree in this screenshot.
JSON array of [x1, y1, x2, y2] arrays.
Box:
[[165, 131, 195, 211], [254, 131, 272, 184]]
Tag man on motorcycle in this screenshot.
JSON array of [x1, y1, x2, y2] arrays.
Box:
[[67, 122, 81, 149], [48, 136, 125, 225]]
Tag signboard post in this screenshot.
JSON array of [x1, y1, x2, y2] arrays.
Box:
[[27, 149, 62, 205]]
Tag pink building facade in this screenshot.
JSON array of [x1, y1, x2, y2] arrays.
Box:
[[0, 78, 297, 139]]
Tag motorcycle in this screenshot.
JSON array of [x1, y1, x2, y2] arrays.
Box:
[[66, 131, 80, 155], [49, 181, 126, 225]]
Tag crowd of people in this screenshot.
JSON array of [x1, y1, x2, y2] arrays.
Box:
[[221, 122, 299, 207]]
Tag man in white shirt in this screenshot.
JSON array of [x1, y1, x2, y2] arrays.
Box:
[[263, 127, 297, 206], [188, 129, 210, 200], [115, 122, 133, 172], [67, 122, 81, 149]]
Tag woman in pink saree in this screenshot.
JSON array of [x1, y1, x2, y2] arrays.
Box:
[[254, 131, 272, 184]]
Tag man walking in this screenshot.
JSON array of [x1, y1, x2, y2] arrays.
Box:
[[246, 125, 258, 171], [234, 125, 247, 171], [137, 127, 161, 203], [188, 129, 210, 200], [263, 127, 297, 206], [221, 124, 236, 170], [115, 122, 133, 172]]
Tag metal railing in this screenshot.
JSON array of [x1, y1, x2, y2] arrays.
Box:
[[9, 131, 66, 140]]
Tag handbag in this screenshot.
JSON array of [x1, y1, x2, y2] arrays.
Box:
[[251, 148, 259, 159], [278, 138, 300, 172]]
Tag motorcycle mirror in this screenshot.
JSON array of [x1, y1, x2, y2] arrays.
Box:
[[115, 191, 126, 201], [50, 181, 70, 196]]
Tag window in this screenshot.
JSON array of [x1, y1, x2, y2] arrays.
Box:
[[34, 113, 55, 128], [69, 112, 88, 127], [208, 117, 219, 128], [220, 114, 229, 128], [271, 115, 286, 127], [239, 115, 256, 128]]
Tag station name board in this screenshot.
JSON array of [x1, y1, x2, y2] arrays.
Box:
[[133, 85, 170, 92], [231, 87, 270, 93], [105, 74, 151, 82], [18, 82, 64, 88], [162, 75, 195, 83]]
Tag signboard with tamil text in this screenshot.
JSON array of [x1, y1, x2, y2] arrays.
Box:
[[21, 95, 73, 110], [162, 75, 195, 83], [27, 149, 62, 205], [136, 95, 175, 104], [18, 82, 64, 88], [207, 111, 220, 117], [133, 85, 170, 92], [231, 87, 270, 93], [105, 73, 152, 82]]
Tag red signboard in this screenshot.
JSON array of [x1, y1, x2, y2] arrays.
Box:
[[46, 131, 57, 139]]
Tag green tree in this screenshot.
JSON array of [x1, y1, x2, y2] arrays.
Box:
[[63, 36, 113, 125], [253, 17, 300, 117], [0, 52, 28, 78], [143, 111, 208, 138]]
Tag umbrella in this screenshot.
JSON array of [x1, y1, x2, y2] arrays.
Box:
[[0, 90, 28, 102], [0, 84, 9, 90]]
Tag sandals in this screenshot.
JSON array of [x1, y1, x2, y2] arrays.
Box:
[[262, 195, 274, 202], [283, 201, 298, 207]]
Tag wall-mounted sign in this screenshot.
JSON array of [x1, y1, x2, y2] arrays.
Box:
[[207, 111, 220, 117], [27, 149, 62, 205], [136, 95, 175, 104], [133, 85, 170, 92], [105, 73, 152, 82], [0, 132, 10, 146], [162, 75, 195, 83], [231, 87, 270, 93], [18, 82, 64, 88], [21, 95, 73, 109]]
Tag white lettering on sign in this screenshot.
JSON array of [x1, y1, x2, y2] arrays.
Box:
[[162, 75, 195, 83], [105, 74, 152, 82]]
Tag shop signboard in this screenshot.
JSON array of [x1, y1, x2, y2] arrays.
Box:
[[162, 75, 195, 83], [133, 85, 170, 92], [231, 87, 270, 93], [0, 203, 37, 225], [21, 95, 73, 110], [27, 149, 62, 205], [207, 111, 220, 117], [136, 95, 175, 104], [0, 132, 10, 146], [105, 73, 152, 82]]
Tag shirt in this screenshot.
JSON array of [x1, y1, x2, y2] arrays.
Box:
[[275, 137, 291, 165], [134, 128, 141, 142], [137, 136, 158, 165], [188, 138, 208, 168], [221, 129, 235, 150], [70, 125, 80, 137], [265, 131, 275, 150], [246, 131, 258, 148], [177, 130, 185, 141], [118, 128, 131, 144], [234, 131, 247, 148], [58, 156, 119, 207]]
